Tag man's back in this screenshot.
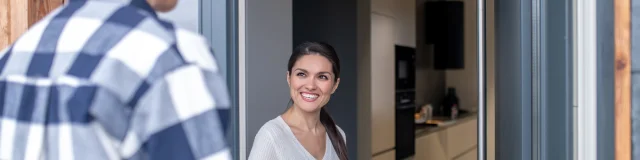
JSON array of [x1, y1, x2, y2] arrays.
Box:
[[0, 0, 230, 159]]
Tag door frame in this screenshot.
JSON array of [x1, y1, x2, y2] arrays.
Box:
[[199, 0, 240, 158], [493, 0, 575, 159]]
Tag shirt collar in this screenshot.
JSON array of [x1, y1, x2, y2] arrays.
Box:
[[128, 0, 157, 17]]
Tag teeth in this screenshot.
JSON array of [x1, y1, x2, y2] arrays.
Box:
[[302, 93, 318, 99]]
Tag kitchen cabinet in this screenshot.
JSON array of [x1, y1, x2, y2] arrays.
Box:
[[372, 150, 396, 160], [370, 13, 396, 155], [414, 116, 478, 160], [453, 148, 477, 160], [444, 118, 477, 159], [414, 132, 447, 160]]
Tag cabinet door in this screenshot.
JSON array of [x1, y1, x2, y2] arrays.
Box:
[[370, 13, 396, 155], [415, 132, 447, 160], [453, 147, 477, 160], [445, 119, 477, 159], [372, 149, 395, 160]]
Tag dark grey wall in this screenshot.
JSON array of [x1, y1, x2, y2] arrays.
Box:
[[632, 0, 640, 158], [292, 1, 359, 159], [245, 0, 292, 155], [495, 0, 532, 159]]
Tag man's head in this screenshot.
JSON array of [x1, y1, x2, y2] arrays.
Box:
[[146, 0, 178, 12]]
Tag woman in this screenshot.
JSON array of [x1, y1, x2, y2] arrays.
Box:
[[248, 42, 348, 160]]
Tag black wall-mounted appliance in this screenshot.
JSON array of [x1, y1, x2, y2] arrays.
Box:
[[424, 1, 464, 69], [395, 45, 415, 159], [395, 45, 416, 91]]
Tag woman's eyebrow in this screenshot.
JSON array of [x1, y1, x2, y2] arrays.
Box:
[[294, 68, 333, 75], [318, 71, 333, 76]]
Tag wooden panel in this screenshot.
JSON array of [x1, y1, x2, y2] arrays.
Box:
[[371, 13, 396, 154], [445, 119, 477, 159], [0, 0, 64, 49], [415, 132, 448, 160], [614, 0, 631, 159], [30, 0, 65, 26], [0, 0, 9, 48], [372, 149, 395, 160], [10, 0, 30, 44]]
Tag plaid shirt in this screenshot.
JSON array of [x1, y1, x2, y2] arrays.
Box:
[[0, 0, 231, 159]]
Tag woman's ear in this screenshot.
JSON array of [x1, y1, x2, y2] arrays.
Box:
[[332, 78, 340, 94], [286, 71, 291, 86]]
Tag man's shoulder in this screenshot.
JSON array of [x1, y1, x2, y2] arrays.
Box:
[[160, 21, 219, 72]]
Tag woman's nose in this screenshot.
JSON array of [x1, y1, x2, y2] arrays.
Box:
[[304, 81, 317, 90]]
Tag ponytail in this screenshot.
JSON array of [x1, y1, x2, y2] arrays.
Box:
[[320, 108, 348, 160]]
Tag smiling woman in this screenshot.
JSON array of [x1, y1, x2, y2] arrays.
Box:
[[248, 42, 348, 160]]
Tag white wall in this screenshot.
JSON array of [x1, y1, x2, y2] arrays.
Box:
[[370, 13, 397, 156], [372, 0, 416, 47]]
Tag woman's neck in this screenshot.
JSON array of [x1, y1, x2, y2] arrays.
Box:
[[282, 106, 322, 134]]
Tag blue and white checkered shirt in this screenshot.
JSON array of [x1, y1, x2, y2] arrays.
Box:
[[0, 0, 231, 159]]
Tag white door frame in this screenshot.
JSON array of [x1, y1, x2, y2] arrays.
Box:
[[573, 0, 598, 159]]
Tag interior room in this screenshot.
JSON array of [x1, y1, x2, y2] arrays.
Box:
[[252, 0, 498, 159], [366, 0, 496, 159], [0, 0, 497, 159]]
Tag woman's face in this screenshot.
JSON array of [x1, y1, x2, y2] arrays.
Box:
[[287, 54, 340, 113]]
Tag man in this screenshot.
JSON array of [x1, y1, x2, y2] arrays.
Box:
[[0, 0, 231, 159]]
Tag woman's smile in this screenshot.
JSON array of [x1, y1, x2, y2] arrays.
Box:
[[301, 92, 320, 102]]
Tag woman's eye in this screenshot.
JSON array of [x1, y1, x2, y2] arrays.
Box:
[[296, 73, 306, 77], [319, 75, 328, 80]]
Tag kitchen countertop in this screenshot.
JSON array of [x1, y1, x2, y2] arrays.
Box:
[[414, 111, 478, 138]]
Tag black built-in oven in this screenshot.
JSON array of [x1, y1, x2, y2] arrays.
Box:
[[395, 45, 415, 159]]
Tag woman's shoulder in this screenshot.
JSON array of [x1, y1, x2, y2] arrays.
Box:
[[254, 116, 290, 139]]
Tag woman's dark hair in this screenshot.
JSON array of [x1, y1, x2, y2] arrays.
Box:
[[287, 42, 348, 160]]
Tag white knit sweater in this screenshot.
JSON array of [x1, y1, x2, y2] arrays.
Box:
[[248, 116, 346, 160]]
